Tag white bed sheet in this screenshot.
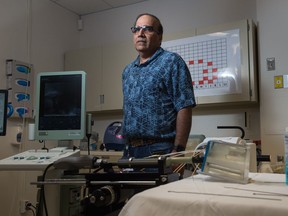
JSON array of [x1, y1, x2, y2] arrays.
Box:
[[119, 173, 288, 216]]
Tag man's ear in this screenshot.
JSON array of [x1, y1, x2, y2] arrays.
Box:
[[159, 35, 163, 45]]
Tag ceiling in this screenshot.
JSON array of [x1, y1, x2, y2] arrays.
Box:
[[50, 0, 148, 16]]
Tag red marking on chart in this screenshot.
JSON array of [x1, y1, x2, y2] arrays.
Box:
[[165, 38, 229, 90]]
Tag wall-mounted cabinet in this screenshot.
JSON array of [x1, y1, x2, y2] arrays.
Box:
[[65, 47, 102, 111], [65, 42, 136, 112], [101, 42, 137, 110]]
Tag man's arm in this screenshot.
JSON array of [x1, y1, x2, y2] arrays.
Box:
[[173, 106, 192, 152]]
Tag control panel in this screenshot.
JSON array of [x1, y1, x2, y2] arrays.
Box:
[[0, 147, 80, 171]]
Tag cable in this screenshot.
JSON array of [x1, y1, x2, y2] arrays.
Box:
[[36, 163, 53, 216], [217, 126, 245, 139], [39, 140, 48, 151], [27, 208, 36, 216], [26, 202, 36, 216], [29, 203, 37, 211]]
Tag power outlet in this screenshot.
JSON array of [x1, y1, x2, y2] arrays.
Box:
[[20, 200, 29, 213]]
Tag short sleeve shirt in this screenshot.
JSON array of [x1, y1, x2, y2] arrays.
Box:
[[122, 47, 196, 139]]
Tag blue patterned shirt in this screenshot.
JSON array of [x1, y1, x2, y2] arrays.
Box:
[[122, 47, 196, 139]]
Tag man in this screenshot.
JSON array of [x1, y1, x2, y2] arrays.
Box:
[[122, 13, 196, 160]]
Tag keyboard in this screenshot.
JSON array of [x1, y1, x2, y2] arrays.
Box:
[[0, 147, 80, 171]]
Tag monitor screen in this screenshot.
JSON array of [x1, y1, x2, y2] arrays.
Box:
[[0, 90, 8, 136], [34, 71, 86, 140]]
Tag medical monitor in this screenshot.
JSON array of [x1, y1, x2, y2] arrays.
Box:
[[0, 90, 8, 136], [34, 71, 86, 140]]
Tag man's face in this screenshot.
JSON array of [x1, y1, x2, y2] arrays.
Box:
[[133, 15, 162, 57]]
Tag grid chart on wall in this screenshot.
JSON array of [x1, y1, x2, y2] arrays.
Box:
[[162, 29, 241, 97], [165, 38, 228, 91]]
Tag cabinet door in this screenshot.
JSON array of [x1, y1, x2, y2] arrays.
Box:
[[102, 42, 136, 110], [65, 47, 102, 111]]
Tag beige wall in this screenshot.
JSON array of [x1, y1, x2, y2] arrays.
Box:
[[0, 0, 79, 215], [257, 0, 288, 160]]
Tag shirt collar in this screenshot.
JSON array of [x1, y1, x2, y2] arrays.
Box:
[[133, 47, 163, 67]]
